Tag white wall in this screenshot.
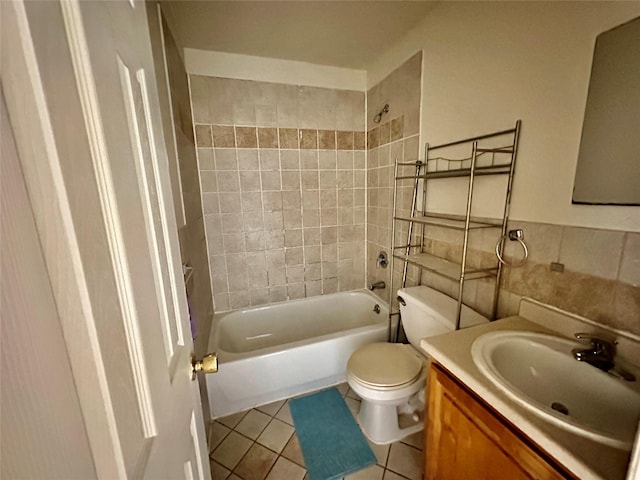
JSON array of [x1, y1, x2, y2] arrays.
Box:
[[185, 48, 367, 91], [367, 1, 640, 232]]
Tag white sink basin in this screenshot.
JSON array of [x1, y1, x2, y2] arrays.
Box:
[[471, 330, 640, 450]]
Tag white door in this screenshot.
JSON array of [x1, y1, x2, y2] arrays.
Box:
[[2, 1, 211, 478]]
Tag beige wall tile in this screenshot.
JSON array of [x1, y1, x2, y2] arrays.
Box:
[[549, 271, 616, 324], [197, 148, 215, 171], [263, 192, 283, 211], [259, 150, 280, 170], [619, 232, 640, 286], [195, 124, 213, 147], [269, 286, 288, 302], [301, 171, 319, 189], [256, 104, 277, 127], [319, 171, 337, 189], [367, 128, 379, 150], [280, 150, 300, 170], [285, 247, 303, 266], [391, 116, 404, 142], [217, 171, 240, 192], [189, 76, 210, 123], [282, 190, 301, 209], [200, 171, 218, 193], [318, 130, 336, 150], [304, 210, 321, 230], [212, 125, 236, 148], [261, 171, 282, 191], [319, 151, 337, 170], [279, 128, 299, 149], [236, 126, 258, 148], [354, 132, 366, 151], [258, 127, 279, 149], [612, 282, 640, 335], [250, 288, 270, 306], [239, 171, 261, 192], [237, 149, 259, 170], [559, 227, 624, 280], [213, 150, 237, 172], [229, 291, 251, 309], [233, 103, 256, 125], [337, 131, 354, 150], [378, 122, 391, 146], [300, 129, 318, 149]]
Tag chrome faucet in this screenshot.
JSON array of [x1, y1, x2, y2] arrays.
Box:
[[571, 333, 615, 372], [369, 281, 386, 291]]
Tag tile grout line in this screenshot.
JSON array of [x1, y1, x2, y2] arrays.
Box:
[[210, 384, 423, 480]]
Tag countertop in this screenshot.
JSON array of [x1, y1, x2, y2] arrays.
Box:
[[420, 315, 634, 480]]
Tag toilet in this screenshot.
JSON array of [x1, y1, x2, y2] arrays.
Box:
[[347, 285, 488, 444]]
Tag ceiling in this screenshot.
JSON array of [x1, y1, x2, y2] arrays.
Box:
[[163, 1, 437, 70]]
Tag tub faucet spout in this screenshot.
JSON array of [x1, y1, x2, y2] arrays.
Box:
[[369, 281, 386, 291]]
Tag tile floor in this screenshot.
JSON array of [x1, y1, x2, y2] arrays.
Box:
[[208, 383, 424, 480]]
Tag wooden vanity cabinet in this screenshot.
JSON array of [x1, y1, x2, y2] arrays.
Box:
[[425, 362, 574, 480]]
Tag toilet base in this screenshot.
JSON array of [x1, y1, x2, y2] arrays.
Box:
[[357, 391, 425, 444]]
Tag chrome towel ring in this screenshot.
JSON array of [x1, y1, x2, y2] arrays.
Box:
[[495, 229, 529, 267]]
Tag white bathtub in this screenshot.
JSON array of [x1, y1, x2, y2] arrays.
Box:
[[206, 289, 391, 418]]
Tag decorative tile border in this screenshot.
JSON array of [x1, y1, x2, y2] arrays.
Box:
[[367, 115, 405, 150], [195, 124, 366, 151]]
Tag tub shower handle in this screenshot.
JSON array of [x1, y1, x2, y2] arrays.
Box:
[[191, 352, 218, 380]]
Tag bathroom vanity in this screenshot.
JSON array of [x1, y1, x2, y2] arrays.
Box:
[[425, 362, 571, 479], [420, 299, 640, 480]]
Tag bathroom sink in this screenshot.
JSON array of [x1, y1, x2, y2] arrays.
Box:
[[471, 330, 640, 450]]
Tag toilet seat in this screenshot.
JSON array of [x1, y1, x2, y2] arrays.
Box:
[[347, 343, 423, 389]]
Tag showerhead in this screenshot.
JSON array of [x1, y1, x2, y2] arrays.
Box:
[[373, 104, 390, 124]]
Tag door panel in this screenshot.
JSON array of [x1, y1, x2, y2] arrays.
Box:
[[4, 0, 211, 477]]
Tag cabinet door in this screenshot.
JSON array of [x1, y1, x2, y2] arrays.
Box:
[[425, 363, 570, 480]]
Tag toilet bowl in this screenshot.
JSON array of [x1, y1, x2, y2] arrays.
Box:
[[346, 285, 489, 444]]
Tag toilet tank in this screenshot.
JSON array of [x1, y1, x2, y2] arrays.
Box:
[[397, 286, 489, 347]]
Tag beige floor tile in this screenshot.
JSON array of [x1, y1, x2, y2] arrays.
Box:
[[265, 457, 306, 480], [275, 401, 294, 425], [367, 440, 390, 466], [228, 475, 243, 480], [217, 410, 248, 429], [401, 430, 424, 450], [345, 463, 384, 479], [257, 418, 295, 453], [209, 459, 231, 480], [281, 434, 305, 467], [234, 443, 278, 480], [336, 382, 349, 396], [235, 409, 272, 440], [345, 387, 360, 400], [256, 399, 286, 417], [383, 470, 409, 480], [386, 442, 423, 480], [211, 431, 253, 470], [344, 396, 361, 417], [209, 422, 231, 453]]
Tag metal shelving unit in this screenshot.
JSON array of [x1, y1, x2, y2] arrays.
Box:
[[389, 121, 521, 340]]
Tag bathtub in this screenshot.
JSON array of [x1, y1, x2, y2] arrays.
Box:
[[206, 289, 391, 418]]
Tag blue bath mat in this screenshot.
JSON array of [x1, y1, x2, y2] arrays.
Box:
[[289, 387, 376, 480]]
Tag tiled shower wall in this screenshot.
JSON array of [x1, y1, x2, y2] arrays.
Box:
[[366, 52, 423, 306], [189, 77, 366, 311]]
